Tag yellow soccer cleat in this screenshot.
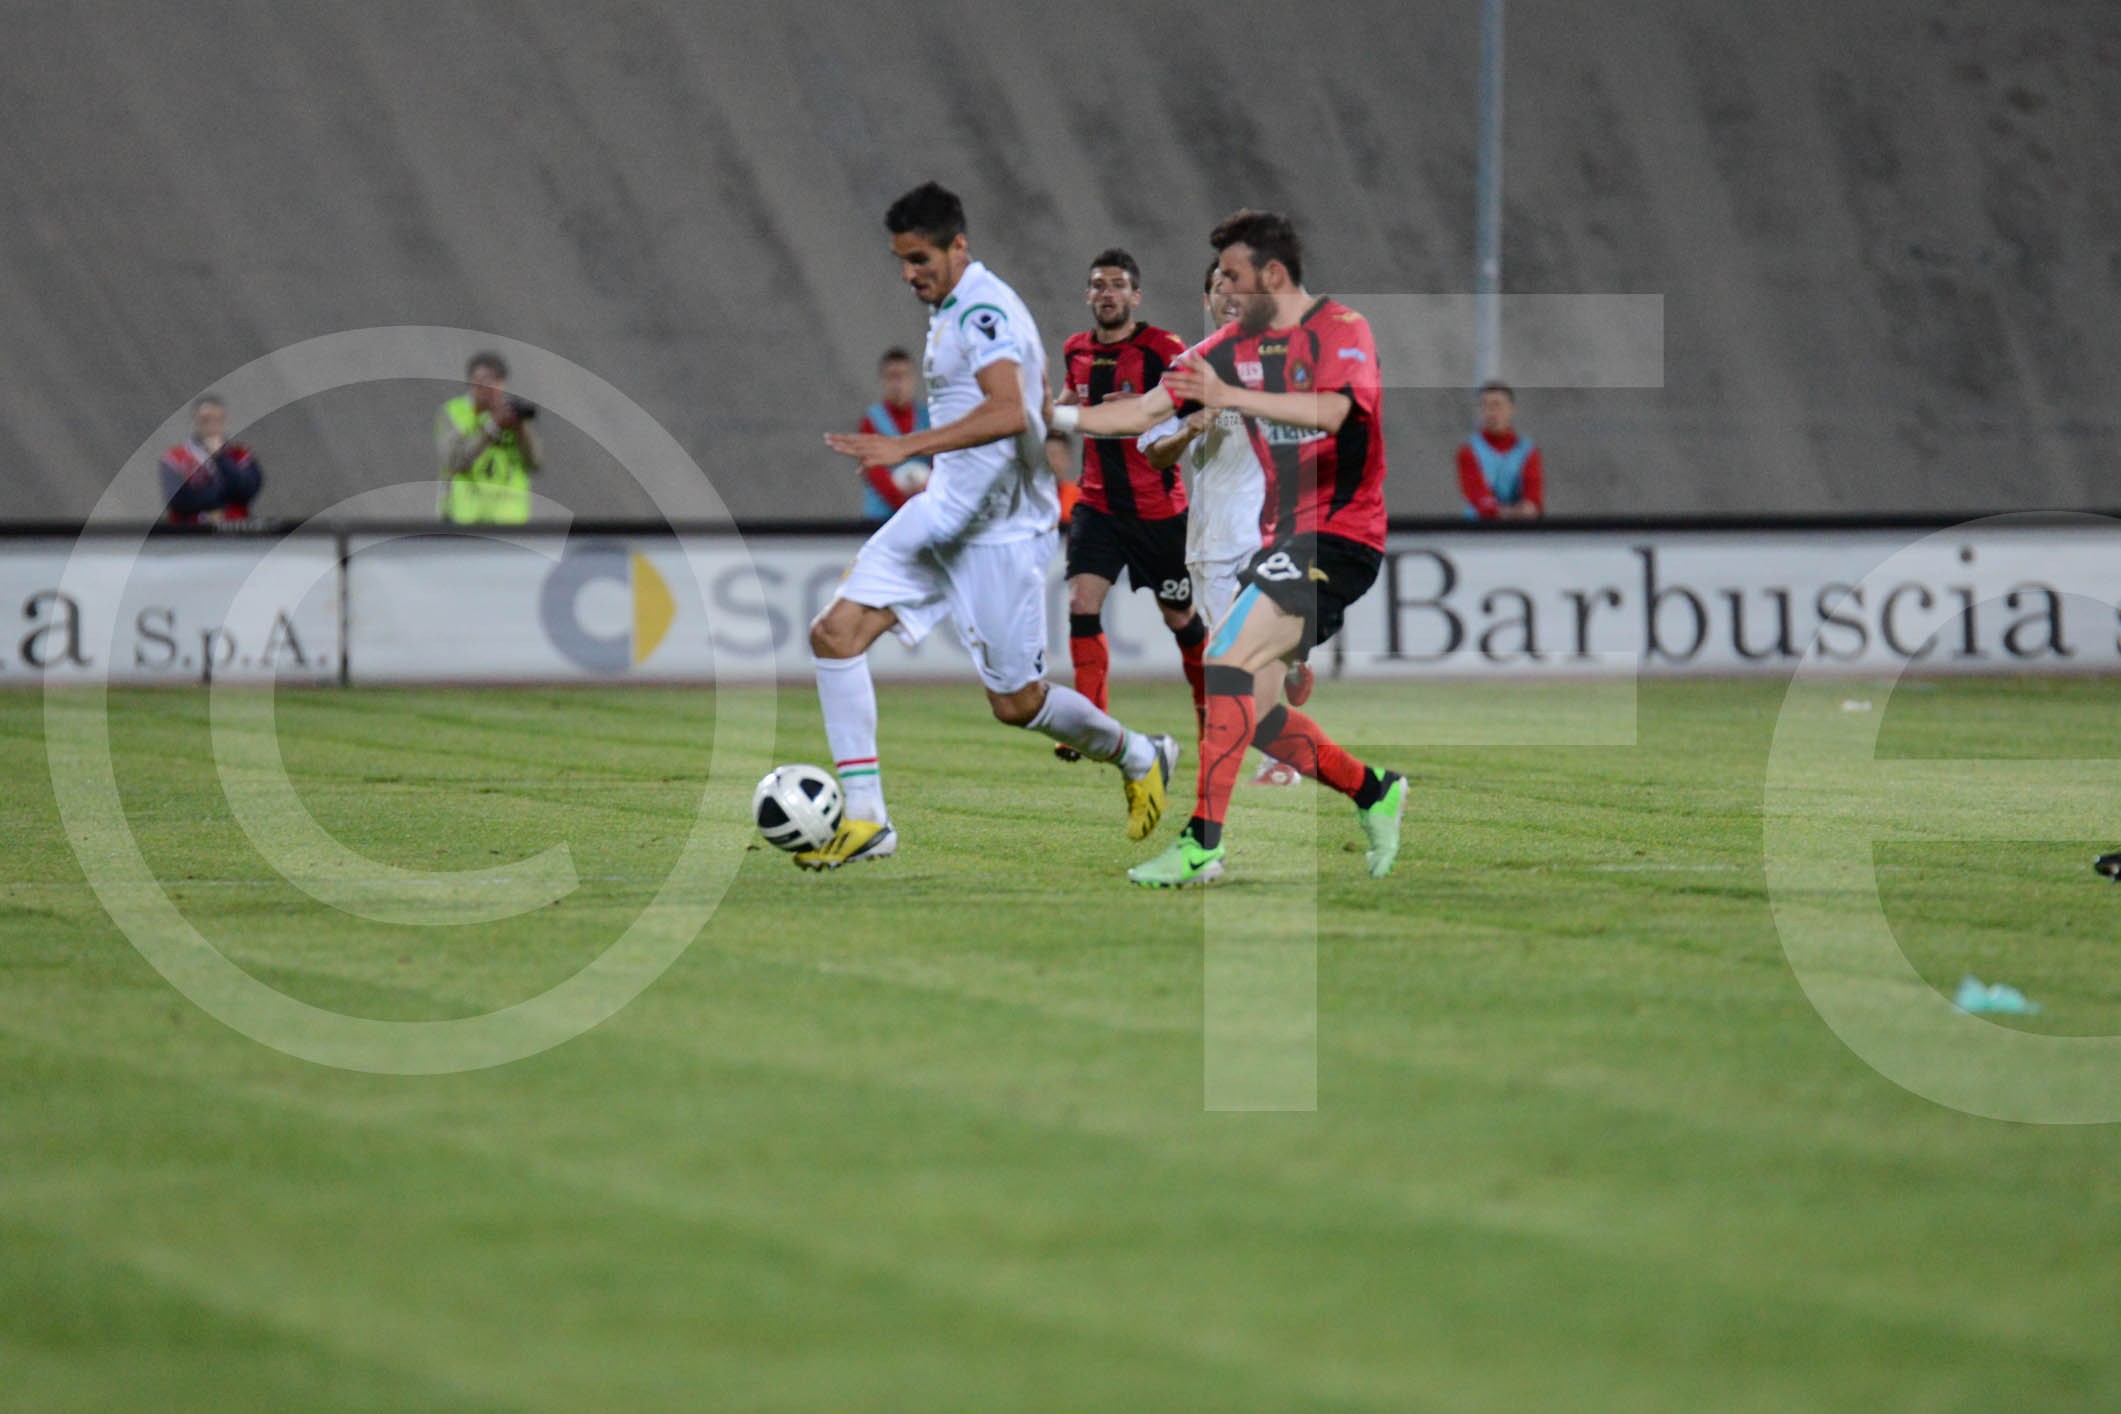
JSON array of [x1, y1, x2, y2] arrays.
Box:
[[794, 819, 899, 871], [1122, 734, 1181, 842]]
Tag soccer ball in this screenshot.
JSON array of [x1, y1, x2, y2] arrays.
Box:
[[753, 765, 843, 853]]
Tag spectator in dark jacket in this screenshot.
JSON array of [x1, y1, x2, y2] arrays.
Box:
[[159, 394, 262, 524]]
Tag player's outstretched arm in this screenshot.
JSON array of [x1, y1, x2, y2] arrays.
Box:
[[826, 360, 1030, 467], [1053, 385, 1174, 439], [1164, 355, 1352, 434]]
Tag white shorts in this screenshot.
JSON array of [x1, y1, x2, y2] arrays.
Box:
[[1188, 552, 1251, 635], [839, 507, 1057, 693]]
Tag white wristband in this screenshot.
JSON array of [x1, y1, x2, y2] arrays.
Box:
[[1050, 404, 1079, 434]]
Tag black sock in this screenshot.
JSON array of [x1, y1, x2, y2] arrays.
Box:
[[1186, 816, 1222, 851], [1352, 769, 1392, 810]]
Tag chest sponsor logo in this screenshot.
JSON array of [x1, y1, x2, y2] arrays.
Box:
[[1258, 420, 1327, 447], [1236, 360, 1264, 386]]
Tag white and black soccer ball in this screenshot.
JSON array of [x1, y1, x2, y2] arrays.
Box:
[[753, 764, 844, 853]]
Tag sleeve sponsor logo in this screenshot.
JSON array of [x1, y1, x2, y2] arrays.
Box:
[[962, 304, 1008, 341]]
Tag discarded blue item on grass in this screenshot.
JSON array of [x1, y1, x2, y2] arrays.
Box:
[[1954, 976, 2042, 1016]]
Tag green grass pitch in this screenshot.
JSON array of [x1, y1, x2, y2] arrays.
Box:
[[4, 677, 2120, 1409]]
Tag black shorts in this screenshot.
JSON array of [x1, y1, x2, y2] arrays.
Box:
[[1236, 533, 1384, 652], [1065, 503, 1193, 608]]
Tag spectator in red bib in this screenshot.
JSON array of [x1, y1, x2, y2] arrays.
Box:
[[1457, 381, 1543, 520], [855, 348, 932, 521], [158, 394, 263, 525]]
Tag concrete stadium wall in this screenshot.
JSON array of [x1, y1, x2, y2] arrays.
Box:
[[3, 0, 2116, 523]]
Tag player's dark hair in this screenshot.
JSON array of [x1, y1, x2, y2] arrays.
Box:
[[467, 351, 509, 380], [1203, 258, 1220, 295], [193, 392, 226, 414], [885, 182, 966, 247], [879, 347, 913, 368], [1210, 208, 1304, 287], [1088, 248, 1141, 286], [1479, 380, 1516, 401]]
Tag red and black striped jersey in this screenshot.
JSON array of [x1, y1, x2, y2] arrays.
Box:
[[1063, 323, 1190, 521], [1177, 298, 1387, 551]]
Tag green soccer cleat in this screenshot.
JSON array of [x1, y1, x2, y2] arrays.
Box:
[[1128, 829, 1226, 888], [1357, 772, 1407, 879]]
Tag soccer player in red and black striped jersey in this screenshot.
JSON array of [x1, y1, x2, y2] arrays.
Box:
[[1052, 211, 1406, 887], [1055, 250, 1209, 755]]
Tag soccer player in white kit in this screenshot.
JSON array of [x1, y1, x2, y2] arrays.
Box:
[[1138, 261, 1304, 785], [1138, 261, 1266, 633], [813, 183, 1180, 870]]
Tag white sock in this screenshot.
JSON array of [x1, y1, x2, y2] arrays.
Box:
[[1028, 684, 1154, 776], [814, 654, 887, 825]]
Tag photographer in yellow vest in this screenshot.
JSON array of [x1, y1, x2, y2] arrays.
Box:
[[437, 351, 541, 524]]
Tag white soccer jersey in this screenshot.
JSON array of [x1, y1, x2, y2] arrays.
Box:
[[1139, 407, 1264, 565], [918, 260, 1055, 546]]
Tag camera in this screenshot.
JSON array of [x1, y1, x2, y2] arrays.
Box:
[[506, 394, 538, 421]]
